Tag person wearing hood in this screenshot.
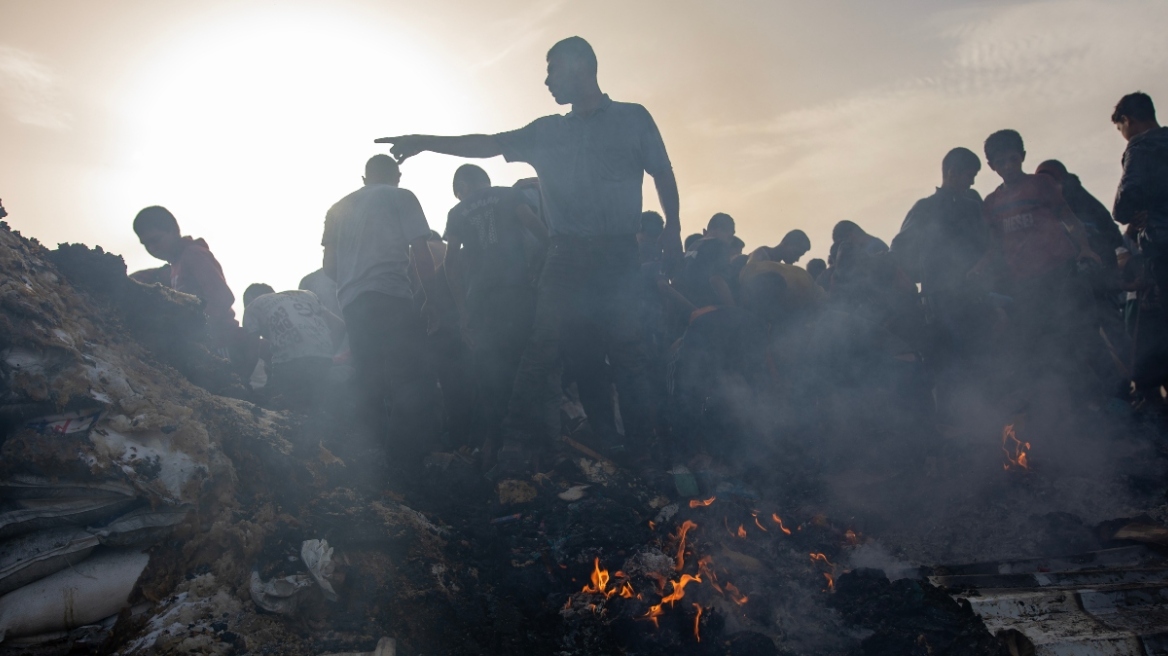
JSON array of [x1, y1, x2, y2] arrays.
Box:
[[131, 205, 241, 354], [1112, 92, 1168, 405]]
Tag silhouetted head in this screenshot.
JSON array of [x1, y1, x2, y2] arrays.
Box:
[[545, 37, 598, 106], [775, 229, 811, 264], [704, 213, 736, 242], [941, 147, 981, 191], [364, 154, 401, 186], [1112, 92, 1159, 142], [832, 220, 864, 245], [684, 233, 703, 252], [984, 130, 1026, 183], [637, 211, 665, 262], [1035, 159, 1069, 185], [730, 236, 746, 257], [453, 164, 491, 200], [133, 205, 184, 262], [806, 258, 827, 281], [243, 283, 275, 308]]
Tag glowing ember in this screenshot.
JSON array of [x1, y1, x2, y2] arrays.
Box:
[[810, 552, 834, 567], [673, 520, 698, 572], [1001, 424, 1031, 471], [771, 513, 793, 535], [751, 511, 768, 532], [724, 581, 749, 605], [688, 496, 716, 508], [581, 557, 613, 597], [648, 520, 656, 530], [693, 603, 703, 642], [736, 524, 748, 539], [697, 555, 723, 593], [845, 529, 860, 545], [824, 572, 835, 591]]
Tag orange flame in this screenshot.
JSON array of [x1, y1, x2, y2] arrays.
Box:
[[688, 496, 716, 508], [736, 524, 748, 539], [845, 529, 859, 545], [648, 520, 657, 530], [810, 552, 834, 567], [661, 574, 702, 607], [641, 603, 664, 628], [618, 581, 635, 598], [581, 557, 613, 597], [673, 520, 698, 572], [693, 603, 703, 642], [1001, 424, 1031, 471], [771, 513, 793, 535], [724, 581, 749, 605], [697, 555, 722, 594], [824, 572, 835, 591], [752, 511, 768, 532]]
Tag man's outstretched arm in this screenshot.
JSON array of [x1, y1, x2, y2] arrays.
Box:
[[374, 134, 503, 162]]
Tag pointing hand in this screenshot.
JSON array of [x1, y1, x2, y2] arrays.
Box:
[[373, 135, 426, 163]]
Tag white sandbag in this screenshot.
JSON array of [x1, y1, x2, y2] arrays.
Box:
[[0, 526, 99, 596], [0, 548, 149, 642], [0, 496, 138, 538], [90, 506, 190, 546]]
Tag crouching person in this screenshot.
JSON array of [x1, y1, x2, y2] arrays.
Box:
[[241, 284, 345, 409]]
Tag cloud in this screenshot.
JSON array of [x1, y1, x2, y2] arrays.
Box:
[[0, 45, 71, 130], [468, 0, 567, 71], [688, 0, 1168, 249]]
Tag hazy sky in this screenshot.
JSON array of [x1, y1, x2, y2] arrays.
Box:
[[2, 0, 1166, 315]]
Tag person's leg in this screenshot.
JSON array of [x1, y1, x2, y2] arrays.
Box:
[[597, 238, 653, 444], [381, 295, 441, 465], [470, 287, 535, 450], [342, 293, 393, 437], [561, 318, 617, 437], [502, 241, 583, 451]]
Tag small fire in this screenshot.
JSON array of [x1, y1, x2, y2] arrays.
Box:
[[641, 603, 664, 628], [724, 581, 749, 605], [736, 524, 747, 539], [823, 572, 835, 591], [810, 552, 834, 567], [648, 520, 656, 530], [618, 581, 635, 598], [771, 513, 793, 535], [581, 557, 612, 596], [751, 511, 768, 532], [673, 520, 698, 572], [688, 496, 716, 508], [693, 603, 703, 642], [661, 574, 702, 607], [845, 529, 860, 545], [697, 555, 722, 593], [1001, 424, 1031, 471]]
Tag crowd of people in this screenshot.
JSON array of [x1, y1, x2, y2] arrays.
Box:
[[107, 37, 1168, 480]]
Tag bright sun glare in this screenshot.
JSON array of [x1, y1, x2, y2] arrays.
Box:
[[113, 7, 473, 312]]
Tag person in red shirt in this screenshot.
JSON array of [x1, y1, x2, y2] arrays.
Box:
[[131, 205, 242, 357], [976, 130, 1102, 392]]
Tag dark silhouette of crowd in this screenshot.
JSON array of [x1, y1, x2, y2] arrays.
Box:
[[110, 37, 1168, 483]]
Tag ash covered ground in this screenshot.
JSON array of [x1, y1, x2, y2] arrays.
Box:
[[1, 223, 1166, 656]]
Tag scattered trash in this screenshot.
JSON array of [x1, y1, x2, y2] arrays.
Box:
[[302, 539, 339, 602], [248, 571, 315, 615], [497, 479, 538, 505], [558, 485, 590, 501], [669, 465, 700, 497]]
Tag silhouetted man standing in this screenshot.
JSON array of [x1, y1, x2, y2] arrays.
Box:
[[378, 37, 680, 472]]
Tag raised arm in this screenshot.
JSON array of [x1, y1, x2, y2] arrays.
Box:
[[654, 169, 682, 267], [374, 134, 504, 162]]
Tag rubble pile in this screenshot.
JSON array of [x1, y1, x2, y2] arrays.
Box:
[[3, 219, 1168, 656]]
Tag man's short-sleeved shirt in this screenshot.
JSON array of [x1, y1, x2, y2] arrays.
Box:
[[983, 174, 1078, 280], [242, 290, 334, 365], [495, 95, 672, 238], [444, 187, 531, 297], [322, 184, 432, 310]]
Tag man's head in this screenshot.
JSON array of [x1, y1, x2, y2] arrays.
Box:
[[684, 233, 703, 252], [806, 258, 827, 281], [984, 130, 1026, 183], [1112, 92, 1159, 142], [243, 283, 275, 308], [364, 154, 401, 186], [1035, 159, 1069, 185], [730, 236, 746, 257], [545, 36, 598, 106], [831, 220, 864, 245], [133, 205, 183, 262], [704, 213, 736, 242], [941, 147, 981, 191], [452, 164, 491, 200], [774, 229, 811, 264], [637, 210, 665, 258]]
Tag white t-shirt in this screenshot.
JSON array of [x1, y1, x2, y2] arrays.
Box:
[[322, 184, 432, 311], [242, 290, 334, 365]]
